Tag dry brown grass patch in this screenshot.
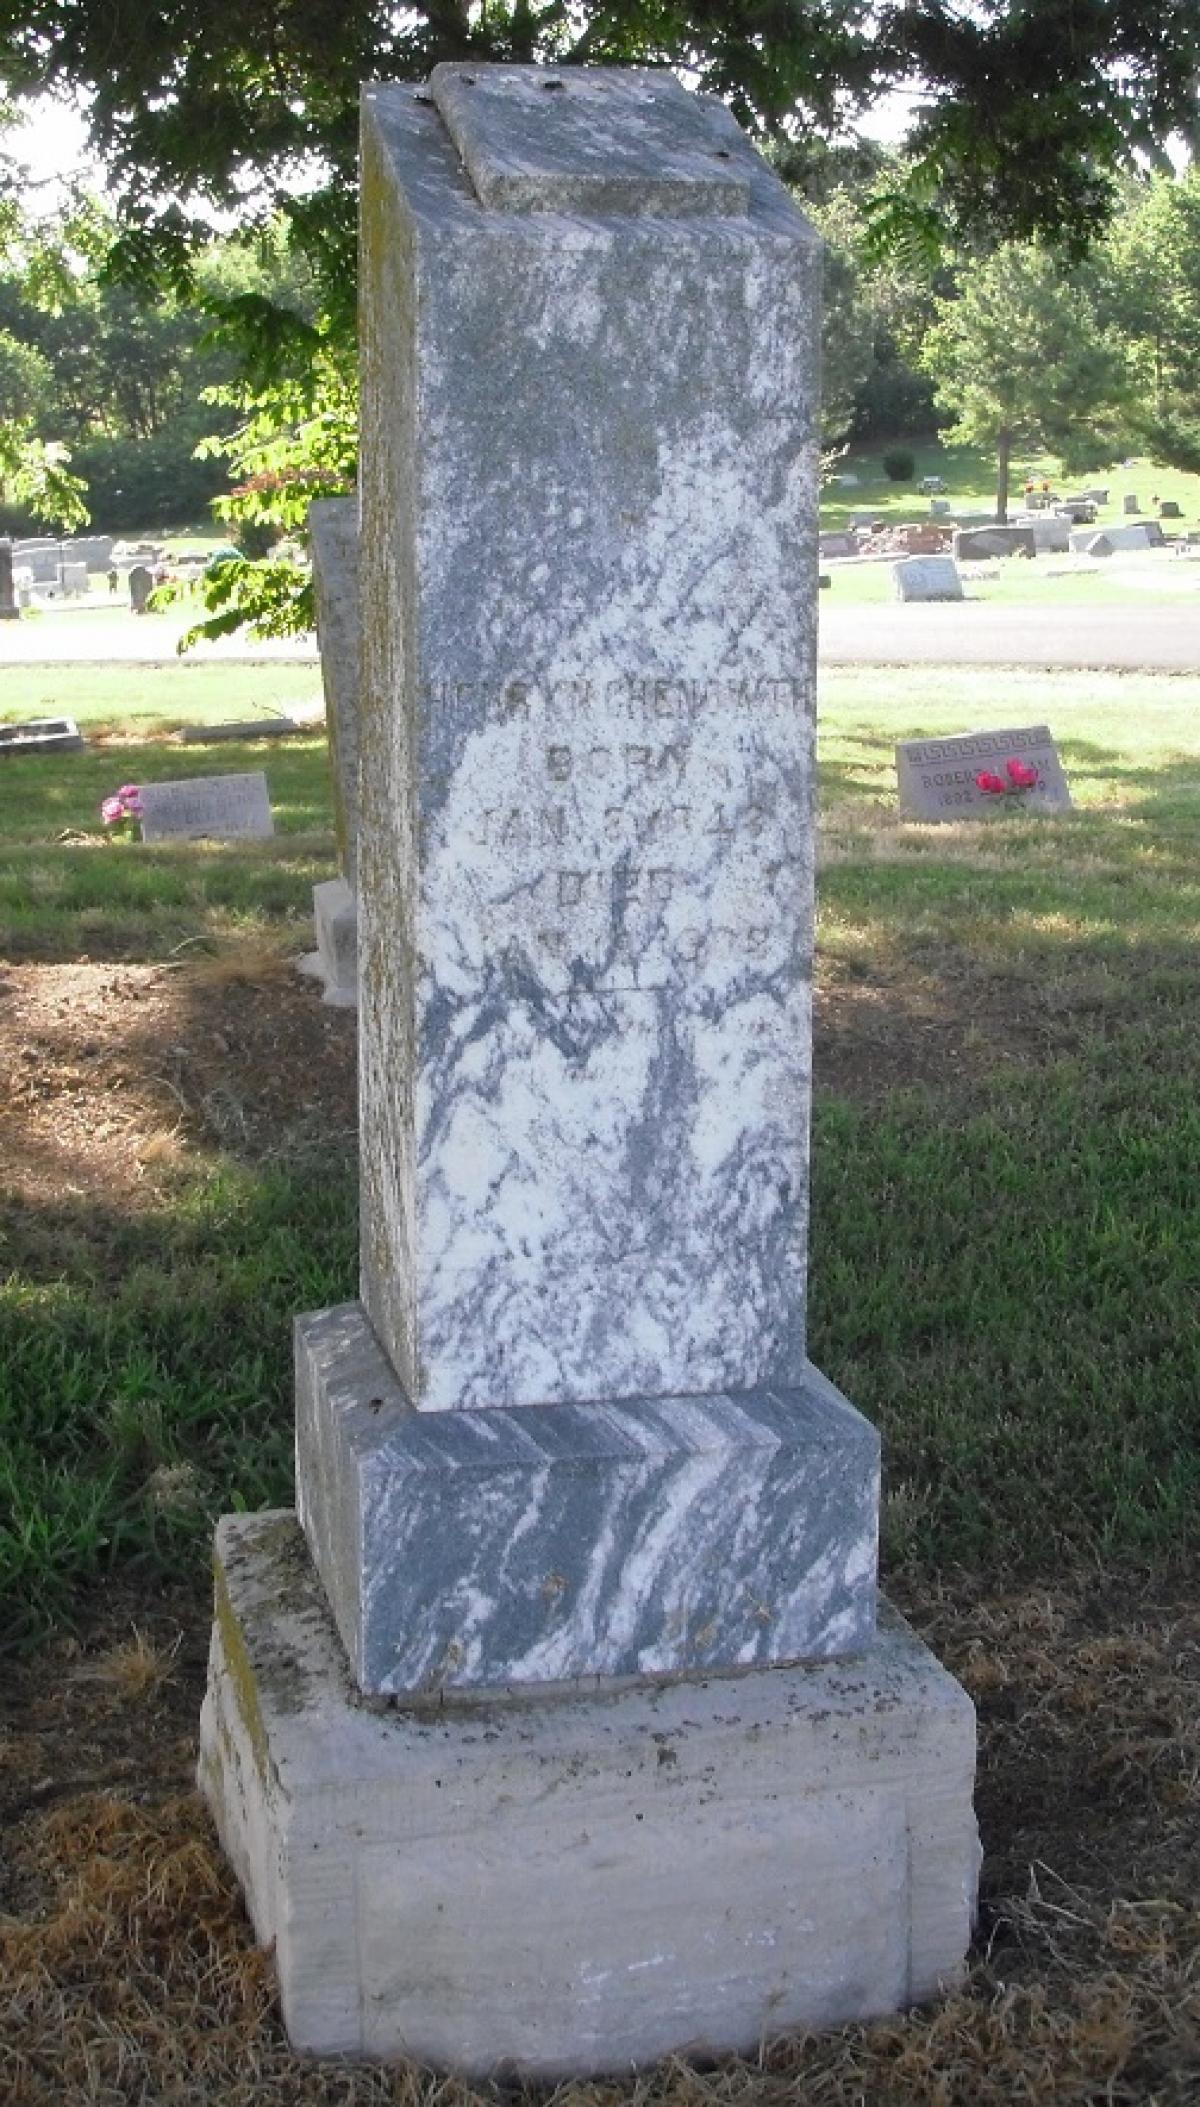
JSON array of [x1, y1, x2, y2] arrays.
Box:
[[2, 1573, 1198, 2103]]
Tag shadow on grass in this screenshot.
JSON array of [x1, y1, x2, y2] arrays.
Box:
[[0, 1159, 357, 1645], [0, 922, 358, 1643]]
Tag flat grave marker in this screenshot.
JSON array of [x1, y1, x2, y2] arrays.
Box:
[[0, 716, 85, 755], [138, 771, 274, 841], [897, 724, 1071, 821]]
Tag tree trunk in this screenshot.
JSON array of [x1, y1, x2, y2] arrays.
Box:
[[996, 430, 1011, 523]]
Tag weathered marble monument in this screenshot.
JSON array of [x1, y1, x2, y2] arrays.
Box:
[[298, 498, 361, 1005], [199, 64, 978, 2075]]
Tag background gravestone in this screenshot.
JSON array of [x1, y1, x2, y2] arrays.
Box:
[[138, 772, 274, 841], [953, 525, 1036, 560], [894, 554, 963, 601], [128, 564, 153, 614], [896, 725, 1072, 819], [0, 716, 84, 755], [199, 65, 978, 2076]]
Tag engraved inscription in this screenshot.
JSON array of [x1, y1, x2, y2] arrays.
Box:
[[425, 670, 810, 990]]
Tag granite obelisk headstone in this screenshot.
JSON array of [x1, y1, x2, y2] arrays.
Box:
[[298, 498, 361, 1005], [200, 65, 978, 2076]]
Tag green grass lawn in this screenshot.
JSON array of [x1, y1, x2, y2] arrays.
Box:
[[821, 440, 1200, 532], [2, 675, 1199, 1643], [0, 660, 323, 732], [823, 553, 1200, 607]]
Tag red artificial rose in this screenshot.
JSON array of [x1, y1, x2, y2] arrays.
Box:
[[1006, 758, 1039, 788], [975, 771, 1007, 794]]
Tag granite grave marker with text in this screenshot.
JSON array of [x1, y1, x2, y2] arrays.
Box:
[[139, 772, 274, 841], [897, 724, 1071, 819]]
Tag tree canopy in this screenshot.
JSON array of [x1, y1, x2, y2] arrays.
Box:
[[919, 243, 1131, 520], [3, 1, 1200, 311]]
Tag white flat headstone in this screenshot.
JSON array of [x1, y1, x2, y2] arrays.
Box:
[[897, 725, 1071, 820], [138, 771, 274, 841], [893, 555, 963, 601]]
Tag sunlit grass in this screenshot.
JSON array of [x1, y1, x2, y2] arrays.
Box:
[[2, 672, 1200, 1642]]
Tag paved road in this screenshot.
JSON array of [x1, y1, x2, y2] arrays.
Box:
[[0, 605, 317, 664], [819, 599, 1199, 672], [4, 590, 1196, 675]]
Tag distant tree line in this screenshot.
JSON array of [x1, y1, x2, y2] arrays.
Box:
[[816, 159, 1200, 515], [0, 192, 315, 535]]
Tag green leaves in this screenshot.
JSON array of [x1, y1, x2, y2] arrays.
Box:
[[0, 427, 89, 528]]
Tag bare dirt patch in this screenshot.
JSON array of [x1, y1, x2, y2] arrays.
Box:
[[1, 1572, 1196, 2102], [0, 954, 357, 1214]]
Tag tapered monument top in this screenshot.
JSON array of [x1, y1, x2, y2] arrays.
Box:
[[429, 63, 753, 216]]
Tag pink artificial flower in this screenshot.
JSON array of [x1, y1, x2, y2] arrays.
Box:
[[975, 771, 1007, 795], [101, 796, 125, 824], [117, 783, 141, 801], [1006, 758, 1039, 788]]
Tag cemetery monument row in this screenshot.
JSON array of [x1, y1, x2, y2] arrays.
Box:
[[199, 64, 979, 2075]]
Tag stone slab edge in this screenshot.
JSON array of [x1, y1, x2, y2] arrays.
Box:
[[296, 876, 358, 1008], [294, 1301, 879, 1693], [198, 1508, 979, 2073]]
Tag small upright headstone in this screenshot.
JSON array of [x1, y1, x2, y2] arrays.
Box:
[[896, 725, 1071, 820], [138, 771, 274, 841], [1073, 521, 1161, 553], [0, 539, 17, 620], [1159, 499, 1182, 519], [129, 564, 153, 614], [894, 555, 963, 601], [953, 525, 1036, 560], [1123, 493, 1140, 514], [1018, 515, 1071, 552], [930, 496, 951, 516]]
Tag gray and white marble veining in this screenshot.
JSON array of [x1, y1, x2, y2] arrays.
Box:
[[296, 1304, 879, 1694], [357, 81, 823, 1412]]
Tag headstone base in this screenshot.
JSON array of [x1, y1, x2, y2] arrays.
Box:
[[198, 1510, 979, 2076], [294, 1301, 880, 1691], [296, 877, 358, 1008]]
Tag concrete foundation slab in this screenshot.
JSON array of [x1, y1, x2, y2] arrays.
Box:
[[198, 1510, 979, 2077]]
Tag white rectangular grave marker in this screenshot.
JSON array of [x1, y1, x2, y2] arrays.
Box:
[[138, 771, 274, 841], [893, 555, 962, 601], [896, 724, 1071, 819]]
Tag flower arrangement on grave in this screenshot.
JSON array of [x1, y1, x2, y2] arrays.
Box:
[[975, 757, 1040, 801], [100, 783, 143, 839]]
